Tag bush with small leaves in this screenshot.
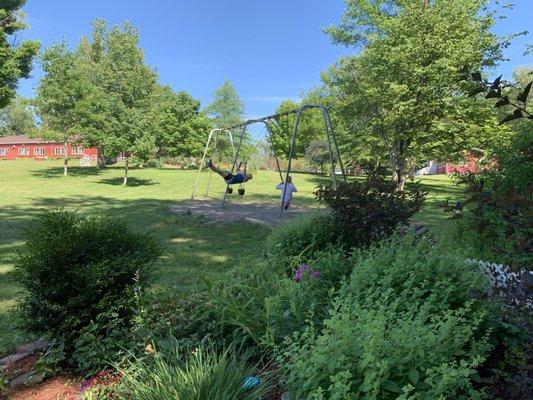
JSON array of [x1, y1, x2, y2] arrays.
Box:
[[15, 209, 161, 372]]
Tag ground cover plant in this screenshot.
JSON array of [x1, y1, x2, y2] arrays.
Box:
[[280, 235, 496, 399]]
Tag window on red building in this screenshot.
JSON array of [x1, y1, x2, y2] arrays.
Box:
[[34, 147, 45, 156], [54, 147, 66, 155], [0, 148, 8, 156], [71, 146, 84, 155], [18, 148, 29, 156]]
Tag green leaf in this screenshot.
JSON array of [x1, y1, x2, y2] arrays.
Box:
[[490, 75, 502, 90], [468, 87, 485, 97], [381, 380, 401, 393], [517, 81, 532, 103], [495, 97, 509, 107], [408, 369, 419, 385], [471, 72, 482, 82], [485, 90, 500, 99], [500, 110, 523, 124], [416, 381, 432, 390], [470, 372, 482, 383]]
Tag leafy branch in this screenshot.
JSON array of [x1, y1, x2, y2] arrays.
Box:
[[465, 71, 533, 123]]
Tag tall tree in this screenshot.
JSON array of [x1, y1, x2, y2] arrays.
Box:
[[325, 0, 507, 189], [0, 0, 40, 108], [270, 98, 327, 159], [205, 79, 244, 128], [0, 95, 35, 136], [80, 20, 158, 185], [149, 85, 212, 158], [35, 43, 98, 176]]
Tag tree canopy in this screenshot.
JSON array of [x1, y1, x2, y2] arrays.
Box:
[[205, 79, 244, 128], [0, 0, 40, 108], [324, 0, 509, 188], [0, 95, 35, 137]]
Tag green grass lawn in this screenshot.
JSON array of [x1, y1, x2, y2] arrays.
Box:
[[0, 159, 461, 354]]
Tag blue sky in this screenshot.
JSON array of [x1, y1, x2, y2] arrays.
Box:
[[17, 0, 533, 120]]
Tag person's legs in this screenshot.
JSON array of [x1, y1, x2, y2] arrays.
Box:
[[206, 159, 231, 178]]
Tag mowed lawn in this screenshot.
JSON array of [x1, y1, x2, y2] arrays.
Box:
[[0, 159, 461, 354]]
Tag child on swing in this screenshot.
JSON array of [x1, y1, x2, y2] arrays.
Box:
[[206, 159, 253, 185], [276, 176, 297, 209]]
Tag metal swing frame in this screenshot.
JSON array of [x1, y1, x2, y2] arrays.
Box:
[[190, 128, 236, 200], [220, 104, 346, 216]]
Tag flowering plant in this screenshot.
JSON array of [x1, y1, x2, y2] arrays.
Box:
[[293, 263, 321, 282]]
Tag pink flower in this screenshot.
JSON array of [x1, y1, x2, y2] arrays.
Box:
[[294, 263, 321, 282]]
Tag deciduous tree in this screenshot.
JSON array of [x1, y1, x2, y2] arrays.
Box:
[[325, 0, 508, 189], [0, 95, 35, 136], [0, 0, 39, 108]]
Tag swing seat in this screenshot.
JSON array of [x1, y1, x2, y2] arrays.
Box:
[[226, 187, 233, 194], [238, 188, 245, 196]]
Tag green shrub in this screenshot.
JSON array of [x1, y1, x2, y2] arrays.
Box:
[[282, 235, 494, 399], [265, 213, 338, 261], [110, 341, 273, 400], [315, 175, 427, 248], [453, 133, 532, 269], [15, 210, 161, 371]]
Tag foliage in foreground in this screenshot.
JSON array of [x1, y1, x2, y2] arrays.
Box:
[[282, 235, 495, 399], [15, 209, 161, 373], [104, 342, 272, 400], [453, 132, 532, 269]]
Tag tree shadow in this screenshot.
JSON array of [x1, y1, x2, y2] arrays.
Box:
[[96, 177, 159, 186], [31, 166, 103, 179]]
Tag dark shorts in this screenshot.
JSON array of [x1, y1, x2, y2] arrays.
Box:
[[223, 172, 234, 183]]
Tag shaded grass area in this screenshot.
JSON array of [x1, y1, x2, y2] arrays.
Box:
[[0, 160, 461, 354]]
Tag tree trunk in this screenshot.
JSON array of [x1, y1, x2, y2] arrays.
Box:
[[63, 142, 68, 176], [97, 145, 106, 169], [391, 142, 407, 191], [123, 156, 129, 186]]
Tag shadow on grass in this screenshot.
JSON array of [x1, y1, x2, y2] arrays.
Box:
[[31, 166, 103, 178], [96, 177, 159, 186]]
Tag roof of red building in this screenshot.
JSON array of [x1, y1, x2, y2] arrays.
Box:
[[0, 134, 50, 145]]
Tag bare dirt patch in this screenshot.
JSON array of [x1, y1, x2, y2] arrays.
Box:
[[7, 376, 82, 400], [171, 200, 325, 225]]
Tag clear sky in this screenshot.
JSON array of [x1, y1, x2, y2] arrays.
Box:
[[17, 0, 533, 121]]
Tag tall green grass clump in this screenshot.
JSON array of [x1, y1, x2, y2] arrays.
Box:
[[112, 342, 273, 400]]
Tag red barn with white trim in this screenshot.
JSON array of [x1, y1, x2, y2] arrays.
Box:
[[0, 135, 98, 160]]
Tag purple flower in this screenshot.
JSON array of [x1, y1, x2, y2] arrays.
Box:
[[293, 263, 321, 282]]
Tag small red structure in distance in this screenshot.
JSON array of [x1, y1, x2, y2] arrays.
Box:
[[0, 135, 98, 160]]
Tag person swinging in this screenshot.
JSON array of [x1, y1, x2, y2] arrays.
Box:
[[206, 159, 253, 185]]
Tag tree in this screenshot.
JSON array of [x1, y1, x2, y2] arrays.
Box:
[[269, 98, 326, 159], [305, 140, 336, 173], [204, 79, 244, 128], [35, 43, 99, 176], [149, 85, 211, 158], [325, 0, 507, 189], [0, 0, 40, 108], [80, 20, 158, 185], [0, 95, 35, 136]]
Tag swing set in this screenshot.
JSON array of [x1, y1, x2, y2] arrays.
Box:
[[190, 104, 346, 217]]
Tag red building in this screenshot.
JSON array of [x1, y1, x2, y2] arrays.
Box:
[[0, 135, 98, 160]]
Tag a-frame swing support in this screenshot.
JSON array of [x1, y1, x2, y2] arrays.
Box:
[[191, 128, 236, 200], [219, 104, 346, 217]]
